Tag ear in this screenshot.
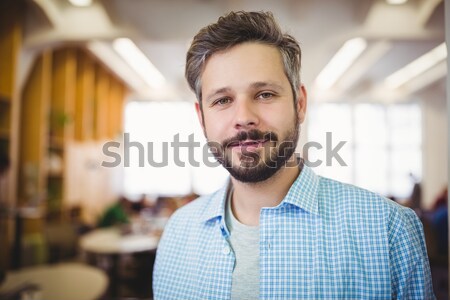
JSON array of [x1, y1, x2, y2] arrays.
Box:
[[296, 84, 308, 124], [195, 101, 205, 130]]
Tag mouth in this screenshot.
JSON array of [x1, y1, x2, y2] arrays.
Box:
[[228, 139, 269, 149]]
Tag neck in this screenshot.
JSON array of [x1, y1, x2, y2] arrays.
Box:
[[230, 159, 300, 226]]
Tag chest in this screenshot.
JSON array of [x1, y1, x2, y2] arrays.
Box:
[[187, 211, 391, 299]]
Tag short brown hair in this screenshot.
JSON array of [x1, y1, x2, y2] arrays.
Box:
[[185, 11, 302, 103]]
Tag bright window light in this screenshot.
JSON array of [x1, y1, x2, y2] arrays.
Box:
[[308, 102, 421, 199], [123, 101, 228, 197], [386, 0, 408, 5], [68, 0, 92, 7], [315, 38, 367, 90], [385, 42, 447, 89], [113, 38, 166, 89]]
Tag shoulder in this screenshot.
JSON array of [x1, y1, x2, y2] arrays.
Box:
[[318, 176, 387, 204], [165, 191, 217, 227], [159, 197, 207, 244], [157, 188, 223, 244], [317, 176, 421, 235]]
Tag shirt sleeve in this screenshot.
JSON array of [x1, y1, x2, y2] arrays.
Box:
[[389, 207, 435, 299], [152, 211, 178, 300]]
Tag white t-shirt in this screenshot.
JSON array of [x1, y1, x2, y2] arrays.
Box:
[[225, 190, 260, 300]]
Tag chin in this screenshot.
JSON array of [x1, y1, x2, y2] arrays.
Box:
[[227, 160, 282, 183]]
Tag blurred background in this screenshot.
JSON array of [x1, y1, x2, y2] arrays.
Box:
[[0, 0, 448, 299]]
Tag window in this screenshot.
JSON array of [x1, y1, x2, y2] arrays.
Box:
[[123, 101, 228, 197], [307, 102, 421, 199]]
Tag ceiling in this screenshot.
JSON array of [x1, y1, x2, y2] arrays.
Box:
[[25, 0, 445, 103]]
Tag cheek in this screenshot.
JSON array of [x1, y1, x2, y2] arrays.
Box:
[[262, 107, 296, 130], [203, 117, 228, 141], [203, 110, 235, 136]]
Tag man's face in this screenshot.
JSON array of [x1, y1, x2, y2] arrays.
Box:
[[195, 42, 307, 183]]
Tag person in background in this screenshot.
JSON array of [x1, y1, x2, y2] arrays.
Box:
[[153, 11, 434, 299], [97, 196, 130, 228], [409, 172, 423, 214], [431, 187, 448, 257]]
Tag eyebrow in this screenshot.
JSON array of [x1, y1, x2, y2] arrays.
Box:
[[204, 81, 285, 103], [250, 81, 284, 91], [204, 87, 232, 103]]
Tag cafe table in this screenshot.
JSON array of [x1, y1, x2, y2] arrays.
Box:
[[79, 226, 159, 254], [79, 226, 160, 298], [0, 262, 108, 300]]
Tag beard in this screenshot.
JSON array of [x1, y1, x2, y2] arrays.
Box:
[[207, 115, 300, 183]]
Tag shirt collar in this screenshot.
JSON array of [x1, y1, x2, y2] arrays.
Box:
[[200, 164, 321, 223], [281, 164, 320, 215], [200, 179, 230, 223]]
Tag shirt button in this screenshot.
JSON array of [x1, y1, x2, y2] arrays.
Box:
[[267, 242, 271, 250], [222, 246, 231, 255]]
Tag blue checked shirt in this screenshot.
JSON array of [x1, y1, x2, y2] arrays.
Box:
[[153, 165, 435, 299]]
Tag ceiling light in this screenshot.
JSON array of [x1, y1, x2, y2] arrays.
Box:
[[68, 0, 92, 7], [385, 42, 447, 89], [87, 41, 144, 92], [315, 38, 367, 90], [386, 0, 408, 5], [113, 38, 166, 90]]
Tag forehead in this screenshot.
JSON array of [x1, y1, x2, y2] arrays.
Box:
[[201, 42, 288, 94]]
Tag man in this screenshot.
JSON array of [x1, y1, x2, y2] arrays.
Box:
[[153, 11, 434, 299]]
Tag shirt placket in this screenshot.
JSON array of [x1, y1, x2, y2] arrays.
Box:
[[259, 207, 277, 300], [215, 217, 235, 300]]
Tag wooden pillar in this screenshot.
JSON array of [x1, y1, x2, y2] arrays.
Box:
[[0, 0, 23, 277], [74, 50, 95, 141]]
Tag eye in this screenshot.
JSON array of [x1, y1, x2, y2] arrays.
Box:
[[212, 97, 232, 106], [256, 92, 275, 100]]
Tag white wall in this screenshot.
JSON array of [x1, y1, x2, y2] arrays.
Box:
[[420, 80, 448, 209]]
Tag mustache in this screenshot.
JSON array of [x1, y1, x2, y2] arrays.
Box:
[[221, 129, 279, 148]]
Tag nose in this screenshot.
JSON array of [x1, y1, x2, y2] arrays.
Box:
[[234, 99, 259, 130]]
